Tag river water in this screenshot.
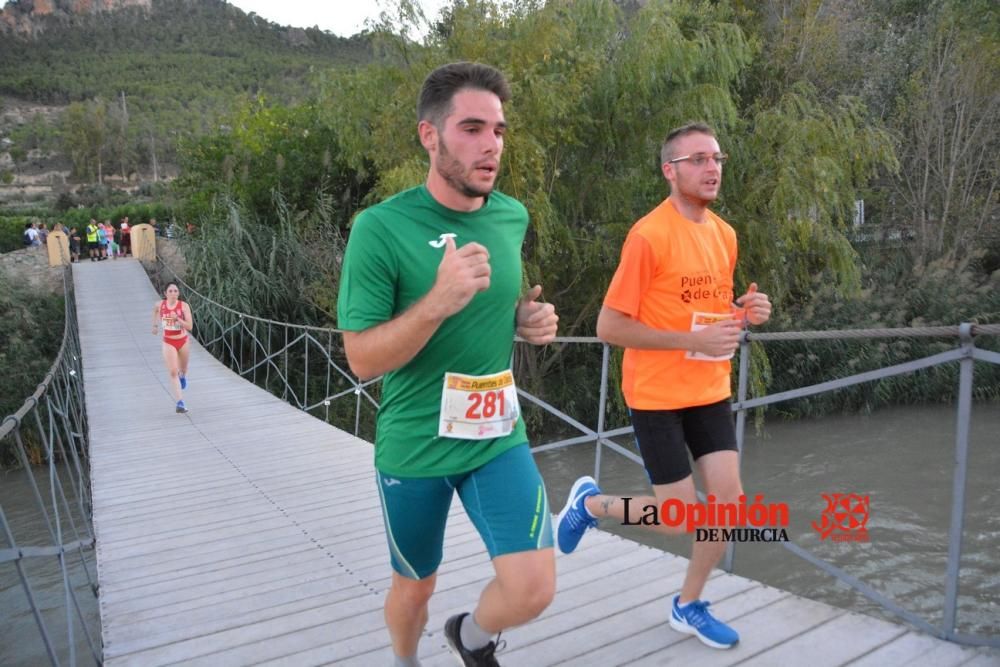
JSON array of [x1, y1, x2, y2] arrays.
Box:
[[1, 404, 997, 665], [535, 403, 1000, 638]]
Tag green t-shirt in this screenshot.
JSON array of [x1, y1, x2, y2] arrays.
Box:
[[337, 185, 529, 477]]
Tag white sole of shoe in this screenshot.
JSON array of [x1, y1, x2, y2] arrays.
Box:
[[669, 614, 736, 649], [446, 645, 465, 666], [446, 638, 472, 666]]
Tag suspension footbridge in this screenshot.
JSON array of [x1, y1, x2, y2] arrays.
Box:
[[2, 255, 999, 666]]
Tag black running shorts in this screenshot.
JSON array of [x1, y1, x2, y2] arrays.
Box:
[[629, 399, 738, 485]]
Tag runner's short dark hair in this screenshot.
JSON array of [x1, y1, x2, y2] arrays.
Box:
[[660, 122, 716, 165], [418, 62, 511, 127]]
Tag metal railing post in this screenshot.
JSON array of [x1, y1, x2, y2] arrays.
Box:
[[231, 312, 238, 371], [943, 323, 974, 638], [266, 322, 272, 388], [325, 331, 333, 423], [283, 326, 289, 401], [594, 343, 610, 484], [241, 314, 246, 374], [723, 333, 752, 572], [734, 333, 750, 456]]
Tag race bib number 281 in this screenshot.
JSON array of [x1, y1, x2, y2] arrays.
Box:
[[439, 370, 520, 440]]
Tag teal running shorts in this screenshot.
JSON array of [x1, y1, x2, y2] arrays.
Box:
[[375, 443, 553, 579]]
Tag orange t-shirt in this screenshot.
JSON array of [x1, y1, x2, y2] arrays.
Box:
[[603, 198, 738, 410]]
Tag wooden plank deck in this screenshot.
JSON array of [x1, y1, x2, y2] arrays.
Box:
[[74, 258, 1000, 666]]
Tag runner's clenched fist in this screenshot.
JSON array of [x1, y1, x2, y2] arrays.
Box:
[[428, 235, 491, 319]]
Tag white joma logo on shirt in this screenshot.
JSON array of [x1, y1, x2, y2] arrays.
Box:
[[428, 233, 457, 248]]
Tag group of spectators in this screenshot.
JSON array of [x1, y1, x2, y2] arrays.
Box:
[[21, 221, 50, 247], [22, 216, 160, 262], [78, 217, 139, 262]]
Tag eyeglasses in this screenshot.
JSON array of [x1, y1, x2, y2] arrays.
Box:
[[667, 152, 728, 167]]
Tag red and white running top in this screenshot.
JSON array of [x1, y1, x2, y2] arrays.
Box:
[[160, 300, 187, 339]]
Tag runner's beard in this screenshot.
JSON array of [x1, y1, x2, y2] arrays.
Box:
[[436, 137, 494, 199]]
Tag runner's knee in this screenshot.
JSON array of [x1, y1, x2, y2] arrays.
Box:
[[391, 574, 435, 609], [521, 580, 555, 619], [711, 486, 744, 506], [499, 566, 554, 618]]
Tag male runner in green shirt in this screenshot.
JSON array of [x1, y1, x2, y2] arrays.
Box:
[[338, 62, 559, 667]]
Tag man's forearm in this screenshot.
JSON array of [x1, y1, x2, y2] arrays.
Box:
[[601, 320, 693, 351], [596, 307, 693, 351], [342, 296, 447, 380]]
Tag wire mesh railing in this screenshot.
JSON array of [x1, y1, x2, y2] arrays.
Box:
[[150, 260, 382, 439], [151, 258, 999, 648], [1, 266, 100, 666]]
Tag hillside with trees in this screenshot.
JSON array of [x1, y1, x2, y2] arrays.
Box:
[[0, 0, 371, 199]]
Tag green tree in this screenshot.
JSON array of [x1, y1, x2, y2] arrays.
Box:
[[175, 99, 373, 226], [0, 0, 373, 183], [727, 84, 896, 309], [734, 0, 998, 269], [890, 1, 1000, 265], [61, 99, 109, 182], [107, 92, 133, 182], [8, 112, 57, 153]]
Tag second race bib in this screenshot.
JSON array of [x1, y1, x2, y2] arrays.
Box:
[[685, 311, 739, 361]]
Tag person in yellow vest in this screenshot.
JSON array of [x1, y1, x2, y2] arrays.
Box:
[[85, 220, 101, 261]]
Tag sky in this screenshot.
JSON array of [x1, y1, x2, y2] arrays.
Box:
[[226, 1, 450, 37]]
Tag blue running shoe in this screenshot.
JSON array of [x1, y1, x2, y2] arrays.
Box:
[[555, 475, 600, 554], [669, 595, 739, 649], [179, 375, 187, 390], [176, 400, 188, 414]]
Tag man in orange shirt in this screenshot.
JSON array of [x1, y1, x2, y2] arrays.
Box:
[[555, 122, 771, 649]]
